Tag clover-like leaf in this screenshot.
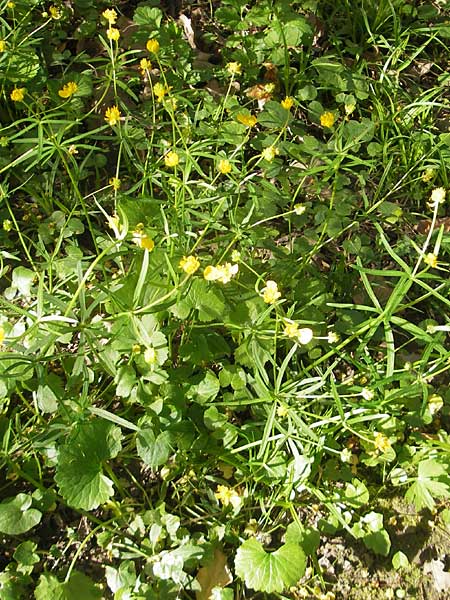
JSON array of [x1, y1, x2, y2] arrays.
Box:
[[55, 420, 122, 510], [0, 493, 42, 535], [136, 419, 172, 468], [35, 571, 102, 600], [234, 538, 306, 593]]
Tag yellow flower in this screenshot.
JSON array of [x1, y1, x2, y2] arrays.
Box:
[[107, 27, 120, 41], [58, 81, 78, 98], [294, 203, 306, 215], [424, 252, 438, 268], [327, 331, 339, 344], [144, 347, 157, 364], [140, 57, 151, 75], [421, 168, 434, 183], [102, 8, 117, 24], [146, 38, 159, 53], [217, 159, 232, 174], [49, 5, 62, 19], [67, 144, 78, 155], [7, 1, 15, 8], [132, 343, 141, 354], [226, 61, 242, 76], [373, 432, 391, 453], [261, 280, 281, 304], [109, 177, 121, 190], [132, 224, 154, 251], [105, 105, 121, 126], [281, 96, 294, 110], [10, 87, 25, 102], [0, 326, 4, 345], [428, 394, 443, 415], [231, 250, 241, 263], [284, 322, 299, 338], [215, 484, 241, 509], [320, 111, 335, 128], [261, 146, 278, 162], [429, 187, 446, 208], [237, 113, 257, 128], [204, 263, 238, 284], [153, 82, 169, 102], [361, 388, 374, 401], [3, 219, 12, 231], [0, 40, 6, 52], [179, 255, 200, 275], [164, 151, 179, 167], [277, 404, 289, 417]]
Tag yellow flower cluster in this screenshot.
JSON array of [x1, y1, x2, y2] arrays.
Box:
[[105, 105, 121, 126], [261, 146, 278, 162], [153, 82, 170, 102], [237, 113, 257, 128], [132, 223, 154, 251], [204, 262, 238, 284], [373, 432, 391, 453], [102, 8, 117, 23], [10, 87, 25, 102], [179, 255, 200, 275], [58, 81, 78, 98], [49, 5, 61, 19], [107, 27, 120, 41], [146, 38, 159, 54], [428, 187, 446, 208], [164, 151, 179, 167], [140, 58, 151, 76], [109, 177, 121, 190], [424, 253, 438, 268], [281, 96, 294, 110], [283, 321, 314, 344], [0, 326, 5, 345], [226, 61, 242, 76], [217, 159, 232, 174], [261, 280, 281, 304], [320, 111, 335, 128], [215, 485, 241, 509]]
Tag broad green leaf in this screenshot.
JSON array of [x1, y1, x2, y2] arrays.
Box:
[[187, 371, 220, 404], [405, 459, 450, 511], [34, 571, 102, 600], [344, 479, 370, 507], [392, 551, 409, 569], [13, 541, 40, 567], [258, 101, 292, 129], [133, 6, 162, 27], [363, 529, 391, 556], [115, 365, 137, 398], [285, 522, 320, 556], [234, 538, 306, 593], [55, 420, 122, 510], [0, 494, 42, 535], [136, 423, 172, 468]]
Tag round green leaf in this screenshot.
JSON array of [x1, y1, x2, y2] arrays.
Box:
[[0, 493, 42, 535], [235, 538, 306, 593]]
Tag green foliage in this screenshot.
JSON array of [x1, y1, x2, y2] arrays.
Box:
[[1, 0, 450, 597]]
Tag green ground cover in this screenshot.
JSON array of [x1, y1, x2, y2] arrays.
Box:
[[0, 0, 450, 598]]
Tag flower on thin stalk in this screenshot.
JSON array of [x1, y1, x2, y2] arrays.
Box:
[[226, 61, 242, 76], [58, 81, 78, 98], [105, 105, 121, 126], [204, 263, 238, 284], [320, 111, 335, 128], [237, 113, 257, 128], [146, 38, 159, 54], [179, 255, 200, 275], [215, 485, 242, 509], [109, 177, 121, 190], [281, 96, 294, 110], [107, 27, 120, 41], [424, 253, 438, 268], [217, 159, 232, 174], [164, 151, 179, 168], [132, 224, 154, 251], [261, 280, 281, 304], [102, 8, 117, 24], [428, 187, 446, 208], [10, 87, 25, 102]]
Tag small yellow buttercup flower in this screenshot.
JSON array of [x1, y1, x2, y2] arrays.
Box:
[[294, 203, 306, 215], [109, 177, 121, 190], [179, 255, 200, 275], [107, 27, 120, 41], [153, 82, 169, 102], [429, 187, 446, 208], [320, 111, 335, 128], [68, 144, 78, 155], [0, 326, 5, 345], [49, 5, 61, 19], [261, 280, 281, 304], [3, 219, 12, 232], [132, 225, 155, 251], [10, 87, 25, 102], [102, 8, 117, 24], [217, 159, 232, 174], [421, 168, 434, 183], [226, 61, 242, 76], [58, 81, 78, 98], [204, 263, 238, 284], [373, 432, 391, 453], [164, 151, 179, 167], [215, 485, 241, 509], [146, 38, 159, 53], [277, 404, 289, 417], [231, 250, 241, 263], [281, 96, 294, 110], [7, 1, 15, 8], [284, 322, 299, 338], [261, 146, 278, 162], [237, 113, 257, 128], [424, 253, 438, 268], [0, 40, 6, 52], [105, 105, 121, 126], [140, 58, 151, 75]]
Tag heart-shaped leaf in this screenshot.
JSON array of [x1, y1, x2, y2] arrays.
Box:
[[234, 538, 306, 593]]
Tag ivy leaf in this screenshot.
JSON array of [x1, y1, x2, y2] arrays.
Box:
[[0, 493, 42, 535], [35, 571, 102, 600], [234, 538, 306, 593], [55, 420, 122, 510]]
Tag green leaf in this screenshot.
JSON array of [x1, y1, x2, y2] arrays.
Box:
[[0, 494, 42, 535], [187, 370, 220, 404], [363, 529, 391, 556], [13, 541, 40, 567], [234, 538, 306, 593], [115, 365, 137, 398], [55, 420, 122, 510], [133, 6, 162, 27], [405, 459, 450, 511], [34, 571, 102, 600], [258, 101, 292, 129], [136, 422, 172, 468], [392, 551, 409, 569]]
